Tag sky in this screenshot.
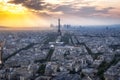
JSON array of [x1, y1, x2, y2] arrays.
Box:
[[0, 0, 120, 28]]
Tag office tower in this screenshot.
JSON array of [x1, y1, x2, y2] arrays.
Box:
[[58, 18, 61, 36], [0, 42, 3, 64]]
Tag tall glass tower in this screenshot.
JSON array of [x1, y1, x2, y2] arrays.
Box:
[[58, 18, 61, 36], [0, 42, 3, 64]]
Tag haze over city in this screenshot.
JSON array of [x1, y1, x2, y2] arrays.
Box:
[[0, 0, 120, 29]]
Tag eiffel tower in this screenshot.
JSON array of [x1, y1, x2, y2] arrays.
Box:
[[0, 42, 3, 64]]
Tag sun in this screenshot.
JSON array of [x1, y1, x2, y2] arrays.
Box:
[[1, 4, 27, 14], [0, 0, 27, 14], [0, 0, 46, 28], [0, 0, 10, 3]]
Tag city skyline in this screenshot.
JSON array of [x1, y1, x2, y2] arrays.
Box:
[[0, 0, 120, 28]]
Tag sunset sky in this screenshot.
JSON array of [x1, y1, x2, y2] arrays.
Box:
[[0, 0, 120, 28]]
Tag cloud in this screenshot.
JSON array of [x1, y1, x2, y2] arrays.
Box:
[[7, 0, 120, 25], [51, 5, 76, 14], [9, 0, 46, 10], [78, 7, 114, 16], [9, 0, 116, 17], [50, 4, 114, 17], [9, 0, 25, 4]]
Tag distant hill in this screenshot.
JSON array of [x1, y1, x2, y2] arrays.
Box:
[[0, 26, 9, 28], [0, 26, 51, 31]]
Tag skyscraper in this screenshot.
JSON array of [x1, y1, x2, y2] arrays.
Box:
[[0, 43, 3, 64], [0, 42, 4, 64], [58, 18, 61, 36]]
